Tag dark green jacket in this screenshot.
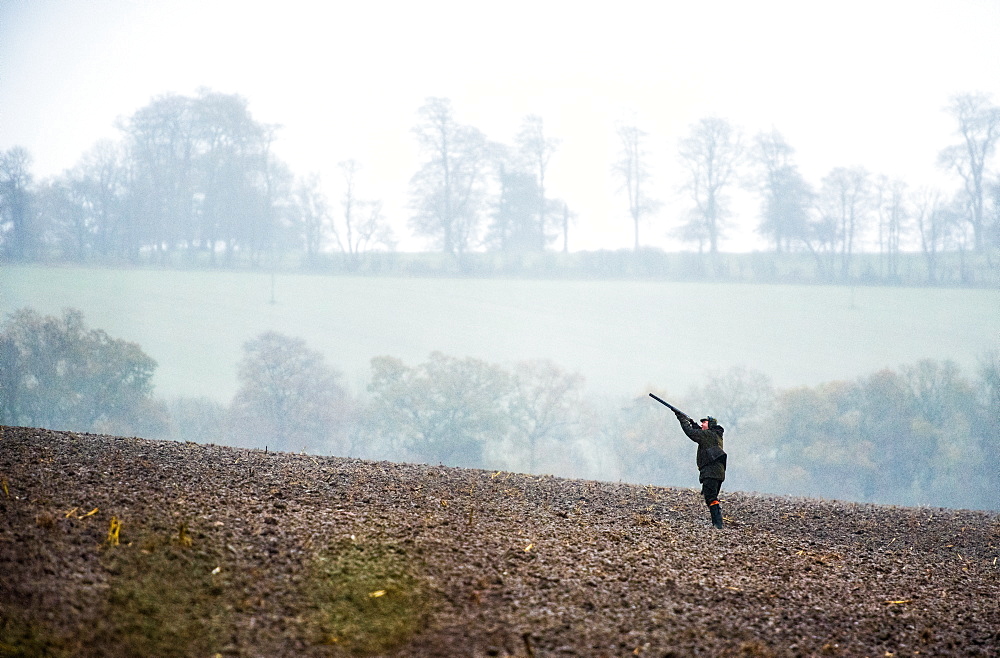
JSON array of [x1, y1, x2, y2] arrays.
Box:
[[677, 416, 727, 482]]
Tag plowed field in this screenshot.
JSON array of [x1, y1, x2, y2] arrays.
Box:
[[1, 426, 997, 657]]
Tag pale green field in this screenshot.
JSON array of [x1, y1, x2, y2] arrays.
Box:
[[2, 265, 998, 403]]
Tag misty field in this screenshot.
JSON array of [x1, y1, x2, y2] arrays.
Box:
[[1, 265, 998, 403]]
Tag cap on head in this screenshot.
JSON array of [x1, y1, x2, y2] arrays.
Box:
[[701, 416, 717, 426]]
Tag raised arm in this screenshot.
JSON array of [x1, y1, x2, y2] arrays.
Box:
[[675, 412, 700, 441]]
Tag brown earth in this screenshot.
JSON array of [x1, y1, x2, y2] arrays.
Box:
[[1, 426, 998, 657]]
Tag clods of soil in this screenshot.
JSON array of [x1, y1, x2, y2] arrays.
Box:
[[1, 426, 998, 657]]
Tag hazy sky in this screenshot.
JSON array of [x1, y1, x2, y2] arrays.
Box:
[[3, 0, 999, 251]]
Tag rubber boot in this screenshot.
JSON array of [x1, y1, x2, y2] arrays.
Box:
[[709, 502, 724, 529]]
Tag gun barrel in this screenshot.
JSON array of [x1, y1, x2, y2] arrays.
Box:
[[648, 393, 686, 417]]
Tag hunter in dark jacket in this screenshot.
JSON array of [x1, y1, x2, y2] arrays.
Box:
[[676, 413, 727, 528]]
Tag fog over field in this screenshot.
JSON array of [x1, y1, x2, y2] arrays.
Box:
[[3, 1, 1000, 252], [3, 267, 997, 403]]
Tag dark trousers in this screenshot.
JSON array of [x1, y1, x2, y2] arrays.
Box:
[[700, 478, 723, 506]]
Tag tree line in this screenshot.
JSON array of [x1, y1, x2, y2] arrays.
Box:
[[1, 91, 999, 284], [2, 308, 996, 511]]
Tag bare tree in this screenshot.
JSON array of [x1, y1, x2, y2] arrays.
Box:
[[38, 140, 129, 261], [817, 166, 872, 279], [677, 117, 744, 254], [914, 189, 971, 284], [751, 130, 812, 253], [73, 140, 128, 259], [515, 115, 560, 251], [938, 92, 1000, 251], [485, 144, 541, 256], [35, 177, 89, 261], [874, 175, 908, 281], [333, 160, 395, 269], [613, 122, 659, 251], [509, 359, 584, 473], [0, 147, 36, 261], [913, 187, 945, 284], [292, 173, 330, 262], [256, 124, 295, 269], [409, 98, 489, 265], [691, 365, 774, 432]]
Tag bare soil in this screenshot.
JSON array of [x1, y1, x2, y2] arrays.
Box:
[[1, 426, 998, 657]]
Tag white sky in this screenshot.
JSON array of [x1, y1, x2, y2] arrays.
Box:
[[2, 0, 999, 252]]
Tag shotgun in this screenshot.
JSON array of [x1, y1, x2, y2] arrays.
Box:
[[648, 393, 691, 419]]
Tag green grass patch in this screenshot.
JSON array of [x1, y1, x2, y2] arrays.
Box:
[[306, 539, 430, 655], [0, 525, 232, 658], [97, 530, 231, 658]]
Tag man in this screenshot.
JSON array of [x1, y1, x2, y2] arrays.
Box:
[[675, 412, 727, 529]]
